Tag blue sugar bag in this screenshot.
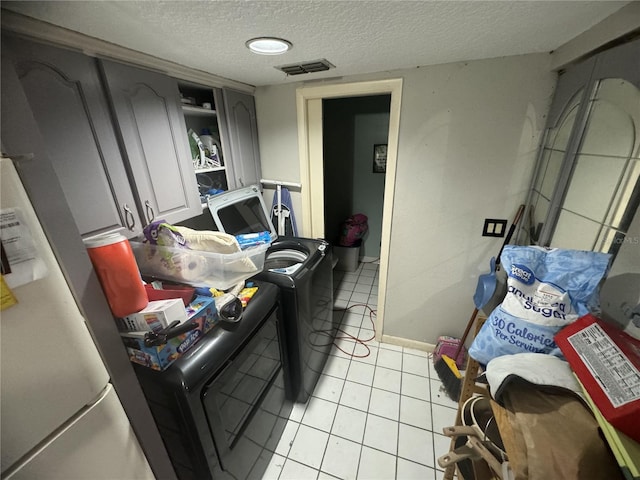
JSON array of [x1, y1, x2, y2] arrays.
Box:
[[469, 246, 611, 366]]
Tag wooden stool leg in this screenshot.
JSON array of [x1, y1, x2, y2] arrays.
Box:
[[441, 315, 487, 480]]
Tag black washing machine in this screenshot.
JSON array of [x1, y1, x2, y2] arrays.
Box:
[[133, 282, 292, 480], [207, 185, 337, 403], [255, 236, 334, 403]]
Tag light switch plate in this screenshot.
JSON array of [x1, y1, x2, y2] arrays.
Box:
[[483, 219, 507, 237]]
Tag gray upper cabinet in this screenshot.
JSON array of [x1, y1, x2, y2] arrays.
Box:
[[99, 60, 201, 226], [1, 35, 143, 238], [221, 88, 262, 189], [2, 34, 258, 237]]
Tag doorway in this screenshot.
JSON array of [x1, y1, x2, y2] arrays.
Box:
[[296, 79, 403, 340], [323, 95, 391, 260]]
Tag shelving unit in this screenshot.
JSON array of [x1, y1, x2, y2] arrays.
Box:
[[177, 84, 263, 213], [179, 82, 228, 196]]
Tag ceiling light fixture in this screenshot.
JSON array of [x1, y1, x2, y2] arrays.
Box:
[[246, 37, 292, 55]]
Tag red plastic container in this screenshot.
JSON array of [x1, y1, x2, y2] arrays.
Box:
[[84, 233, 148, 318], [144, 284, 195, 306], [555, 314, 640, 443]]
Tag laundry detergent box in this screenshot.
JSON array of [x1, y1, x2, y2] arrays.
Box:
[[117, 298, 187, 332], [120, 296, 217, 371]]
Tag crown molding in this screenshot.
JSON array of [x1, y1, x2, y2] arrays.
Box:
[[1, 10, 255, 93], [550, 2, 640, 71]]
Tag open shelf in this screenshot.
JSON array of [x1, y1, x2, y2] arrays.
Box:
[[181, 105, 217, 117], [195, 166, 225, 174]]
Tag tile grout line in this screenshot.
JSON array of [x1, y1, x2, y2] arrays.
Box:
[[322, 363, 456, 409], [349, 262, 380, 480], [348, 321, 365, 480], [429, 356, 441, 475], [430, 370, 441, 473], [282, 423, 343, 477], [354, 298, 379, 480], [315, 364, 347, 479], [277, 419, 301, 480], [395, 343, 404, 480]]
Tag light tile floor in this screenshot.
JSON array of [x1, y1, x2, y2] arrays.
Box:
[[262, 262, 458, 480]]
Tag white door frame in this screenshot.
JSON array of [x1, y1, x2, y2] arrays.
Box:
[[296, 79, 403, 340]]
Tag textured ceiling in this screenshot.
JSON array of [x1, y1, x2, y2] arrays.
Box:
[[2, 1, 629, 87]]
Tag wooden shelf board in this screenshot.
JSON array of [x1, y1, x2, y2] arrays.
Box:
[[194, 167, 225, 173], [181, 105, 217, 117]]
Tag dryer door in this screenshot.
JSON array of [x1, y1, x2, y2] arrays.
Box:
[[201, 311, 287, 479]]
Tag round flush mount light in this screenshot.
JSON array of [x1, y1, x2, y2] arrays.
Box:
[[246, 37, 292, 55]]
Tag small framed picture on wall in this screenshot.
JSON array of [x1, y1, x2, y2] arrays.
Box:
[[373, 144, 387, 173]]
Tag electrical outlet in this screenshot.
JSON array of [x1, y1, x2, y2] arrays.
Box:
[[482, 219, 507, 237]]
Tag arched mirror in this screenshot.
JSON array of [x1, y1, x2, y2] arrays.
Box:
[[527, 89, 584, 243], [551, 77, 640, 253], [522, 39, 640, 332], [523, 39, 640, 255]]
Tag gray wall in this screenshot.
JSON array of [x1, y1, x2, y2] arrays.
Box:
[[323, 99, 354, 245], [323, 96, 390, 258], [255, 53, 556, 345]]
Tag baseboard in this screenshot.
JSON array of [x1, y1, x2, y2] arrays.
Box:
[[380, 334, 436, 353]]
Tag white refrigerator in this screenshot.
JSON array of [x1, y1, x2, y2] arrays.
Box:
[[0, 157, 155, 479]]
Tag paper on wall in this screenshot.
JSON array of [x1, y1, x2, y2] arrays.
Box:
[[0, 208, 47, 288]]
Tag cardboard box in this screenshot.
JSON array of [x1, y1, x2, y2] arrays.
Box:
[[555, 314, 640, 443], [118, 298, 187, 332], [120, 296, 217, 371]]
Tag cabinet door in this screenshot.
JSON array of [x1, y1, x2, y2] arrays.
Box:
[[99, 60, 201, 226], [222, 89, 262, 189], [1, 36, 143, 238]]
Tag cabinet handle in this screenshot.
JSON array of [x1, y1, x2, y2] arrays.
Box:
[[145, 200, 155, 223], [123, 204, 136, 230], [238, 177, 244, 187]]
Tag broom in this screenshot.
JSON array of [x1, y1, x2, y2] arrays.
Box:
[[434, 205, 525, 401], [433, 308, 477, 402]]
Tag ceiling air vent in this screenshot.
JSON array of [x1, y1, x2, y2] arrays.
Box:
[[275, 59, 335, 76]]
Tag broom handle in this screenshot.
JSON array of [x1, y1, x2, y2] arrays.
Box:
[[452, 307, 479, 361], [452, 204, 525, 361], [496, 204, 525, 267]]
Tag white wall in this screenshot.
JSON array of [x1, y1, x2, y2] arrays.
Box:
[[251, 84, 302, 220], [255, 53, 555, 344]]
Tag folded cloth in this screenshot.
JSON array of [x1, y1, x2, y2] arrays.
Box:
[[486, 353, 583, 404]]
